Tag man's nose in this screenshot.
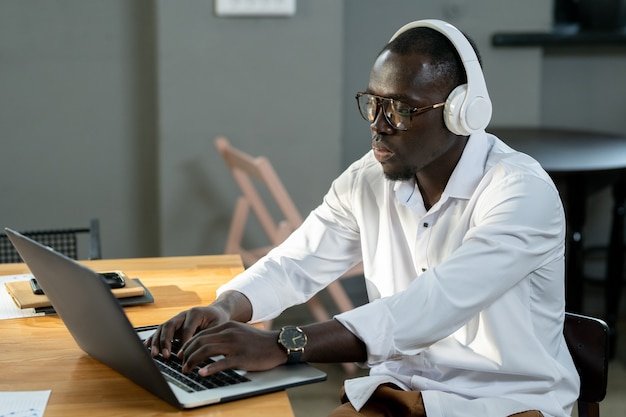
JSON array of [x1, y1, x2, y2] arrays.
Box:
[[371, 108, 395, 134]]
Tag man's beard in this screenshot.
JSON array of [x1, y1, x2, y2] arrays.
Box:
[[383, 166, 416, 182]]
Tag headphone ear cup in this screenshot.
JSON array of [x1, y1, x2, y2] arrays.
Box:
[[444, 84, 469, 136]]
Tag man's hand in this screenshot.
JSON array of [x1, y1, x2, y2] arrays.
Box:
[[145, 305, 229, 359], [144, 290, 253, 359], [177, 321, 285, 376]]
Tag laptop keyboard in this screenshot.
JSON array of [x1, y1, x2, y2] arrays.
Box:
[[149, 340, 250, 393]]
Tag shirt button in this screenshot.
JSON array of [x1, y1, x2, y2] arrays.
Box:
[[421, 268, 427, 272], [423, 222, 429, 227]]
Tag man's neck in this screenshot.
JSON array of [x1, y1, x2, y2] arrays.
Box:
[[416, 138, 468, 210]]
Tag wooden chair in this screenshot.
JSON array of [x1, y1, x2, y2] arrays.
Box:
[[563, 312, 610, 417], [0, 218, 102, 263], [215, 136, 304, 268], [215, 137, 362, 372]]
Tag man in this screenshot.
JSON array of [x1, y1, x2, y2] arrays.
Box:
[[147, 20, 579, 417]]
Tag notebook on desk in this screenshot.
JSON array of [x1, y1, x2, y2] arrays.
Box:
[[4, 227, 326, 410]]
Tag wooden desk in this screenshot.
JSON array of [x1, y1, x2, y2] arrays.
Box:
[[0, 255, 296, 417], [491, 127, 626, 356]]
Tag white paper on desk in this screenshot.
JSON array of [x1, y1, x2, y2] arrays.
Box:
[[0, 390, 51, 417], [0, 274, 45, 320]]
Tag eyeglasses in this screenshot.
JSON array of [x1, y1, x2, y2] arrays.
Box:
[[355, 92, 445, 130]]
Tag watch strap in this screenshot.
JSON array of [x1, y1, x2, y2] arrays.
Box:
[[286, 347, 303, 364]]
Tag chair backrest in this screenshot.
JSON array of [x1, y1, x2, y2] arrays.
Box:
[[214, 136, 362, 363], [0, 218, 102, 263], [563, 312, 609, 417], [214, 136, 303, 266]]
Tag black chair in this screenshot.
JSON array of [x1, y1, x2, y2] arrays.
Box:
[[564, 312, 610, 417], [0, 218, 102, 263]]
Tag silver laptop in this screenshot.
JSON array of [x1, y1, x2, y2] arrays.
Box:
[[5, 227, 326, 409]]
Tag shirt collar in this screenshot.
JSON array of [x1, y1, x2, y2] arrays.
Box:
[[444, 130, 492, 199], [393, 131, 492, 208]]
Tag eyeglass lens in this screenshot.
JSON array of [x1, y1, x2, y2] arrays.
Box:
[[357, 94, 412, 130]]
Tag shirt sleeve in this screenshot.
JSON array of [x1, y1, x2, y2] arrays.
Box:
[[335, 171, 565, 364]]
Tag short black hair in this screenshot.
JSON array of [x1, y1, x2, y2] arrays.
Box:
[[380, 26, 482, 93]]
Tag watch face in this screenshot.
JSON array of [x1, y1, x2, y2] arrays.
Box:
[[279, 326, 307, 349]]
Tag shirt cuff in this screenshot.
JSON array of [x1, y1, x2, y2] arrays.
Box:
[[334, 299, 400, 365], [217, 274, 282, 323]]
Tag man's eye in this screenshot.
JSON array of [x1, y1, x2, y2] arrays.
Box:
[[392, 102, 413, 116]]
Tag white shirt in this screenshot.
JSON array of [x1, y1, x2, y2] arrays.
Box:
[[218, 131, 580, 417]]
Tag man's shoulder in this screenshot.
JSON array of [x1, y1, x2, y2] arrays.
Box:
[[484, 133, 550, 180], [341, 151, 384, 183], [325, 151, 388, 203]]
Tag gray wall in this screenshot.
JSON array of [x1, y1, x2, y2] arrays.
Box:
[[0, 0, 159, 258], [155, 0, 344, 256], [1, 0, 624, 259]]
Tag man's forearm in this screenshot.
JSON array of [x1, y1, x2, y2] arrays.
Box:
[[300, 319, 367, 364]]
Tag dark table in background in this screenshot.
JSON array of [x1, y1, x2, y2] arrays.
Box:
[[491, 127, 626, 356]]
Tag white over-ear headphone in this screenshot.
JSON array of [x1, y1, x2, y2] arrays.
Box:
[[389, 19, 492, 136]]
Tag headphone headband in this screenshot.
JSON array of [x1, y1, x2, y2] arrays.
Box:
[[389, 19, 492, 135]]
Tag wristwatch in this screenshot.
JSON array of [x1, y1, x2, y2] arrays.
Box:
[[278, 325, 307, 364]]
